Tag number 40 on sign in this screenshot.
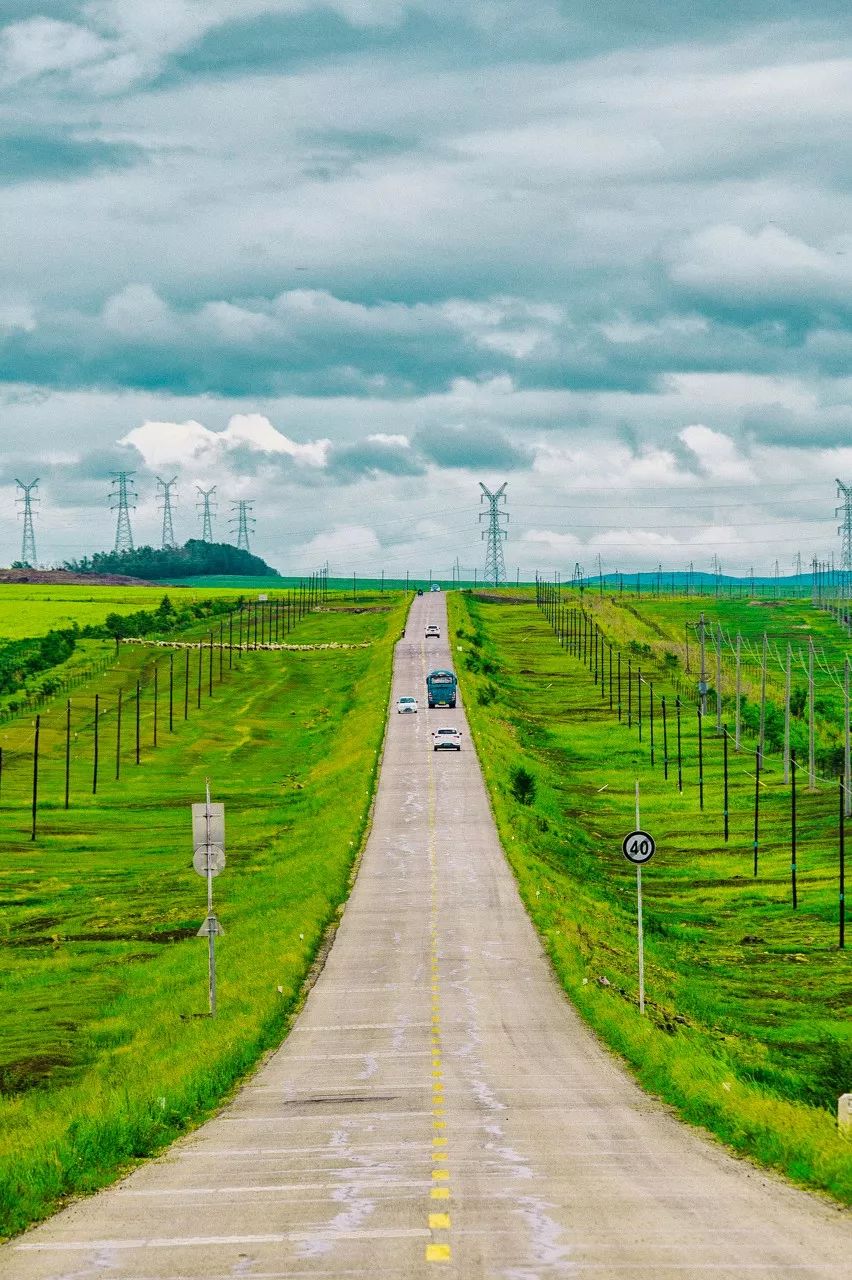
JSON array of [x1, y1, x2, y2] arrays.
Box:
[[622, 830, 656, 864]]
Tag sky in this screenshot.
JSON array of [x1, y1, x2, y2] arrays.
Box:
[[1, 1, 851, 576]]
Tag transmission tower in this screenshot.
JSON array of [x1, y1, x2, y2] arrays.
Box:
[[109, 471, 136, 554], [836, 479, 852, 576], [230, 500, 255, 553], [157, 476, 178, 549], [196, 486, 217, 543], [478, 482, 508, 586], [15, 478, 39, 566]]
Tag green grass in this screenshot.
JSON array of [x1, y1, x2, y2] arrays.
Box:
[[0, 584, 248, 639], [0, 591, 407, 1238], [449, 590, 852, 1204]]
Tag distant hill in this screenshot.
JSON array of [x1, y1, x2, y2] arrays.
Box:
[[64, 539, 279, 581]]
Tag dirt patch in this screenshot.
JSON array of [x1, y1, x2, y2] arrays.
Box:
[[0, 569, 164, 586]]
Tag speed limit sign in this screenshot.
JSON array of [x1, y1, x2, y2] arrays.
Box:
[[622, 830, 656, 864]]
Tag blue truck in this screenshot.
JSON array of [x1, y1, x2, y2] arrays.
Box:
[[426, 668, 457, 709]]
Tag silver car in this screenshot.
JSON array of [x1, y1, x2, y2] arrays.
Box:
[[396, 695, 418, 714]]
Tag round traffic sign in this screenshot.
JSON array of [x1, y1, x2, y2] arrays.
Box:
[[193, 845, 226, 877], [621, 830, 656, 864]]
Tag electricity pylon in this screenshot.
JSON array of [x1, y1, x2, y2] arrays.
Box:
[[835, 479, 852, 578], [478, 482, 508, 586], [230, 500, 255, 553], [15, 478, 39, 566], [196, 486, 217, 543], [157, 476, 178, 549], [109, 471, 136, 554]]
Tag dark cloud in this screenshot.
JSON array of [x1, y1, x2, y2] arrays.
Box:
[[0, 131, 144, 184], [414, 423, 533, 471], [327, 438, 426, 482]]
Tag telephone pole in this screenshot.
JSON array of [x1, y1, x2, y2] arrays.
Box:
[[15, 478, 39, 566], [196, 485, 216, 543], [157, 476, 178, 549], [109, 471, 136, 554], [478, 482, 508, 586], [230, 500, 255, 552]]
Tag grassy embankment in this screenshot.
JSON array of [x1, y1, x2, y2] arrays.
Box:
[[0, 590, 407, 1238], [448, 589, 851, 1204]]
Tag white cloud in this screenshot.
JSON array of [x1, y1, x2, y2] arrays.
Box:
[[0, 19, 109, 83], [679, 425, 756, 482], [120, 413, 330, 470]]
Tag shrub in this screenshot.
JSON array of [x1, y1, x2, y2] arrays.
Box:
[[509, 765, 536, 805]]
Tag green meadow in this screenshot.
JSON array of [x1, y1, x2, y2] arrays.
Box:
[[449, 589, 851, 1204], [0, 589, 406, 1238]]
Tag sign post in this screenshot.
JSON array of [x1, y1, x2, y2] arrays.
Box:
[[192, 781, 225, 1016], [621, 781, 656, 1015]]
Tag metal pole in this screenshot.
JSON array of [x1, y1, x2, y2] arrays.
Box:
[[753, 746, 760, 877], [31, 714, 40, 841], [64, 698, 71, 809], [840, 775, 846, 950], [697, 708, 704, 810], [92, 693, 99, 794], [839, 660, 844, 819], [714, 623, 722, 734], [205, 779, 216, 1017], [791, 748, 798, 909], [635, 780, 645, 1017], [808, 639, 816, 791], [758, 633, 768, 768], [699, 612, 707, 715], [723, 724, 729, 843], [676, 697, 683, 792], [115, 689, 122, 780], [735, 633, 742, 752], [184, 649, 190, 719], [784, 643, 792, 785]]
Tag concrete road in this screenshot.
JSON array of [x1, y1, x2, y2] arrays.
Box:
[[2, 593, 849, 1278]]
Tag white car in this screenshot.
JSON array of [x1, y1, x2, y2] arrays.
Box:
[[430, 584, 441, 591], [396, 696, 418, 714], [425, 624, 440, 638], [432, 726, 461, 751]]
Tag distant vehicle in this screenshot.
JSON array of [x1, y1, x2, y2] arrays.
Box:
[[416, 588, 424, 596], [396, 695, 418, 714], [430, 584, 441, 591], [426, 668, 457, 708], [425, 624, 440, 638]]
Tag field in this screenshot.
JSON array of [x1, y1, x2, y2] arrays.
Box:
[[0, 583, 246, 640], [0, 589, 406, 1238], [449, 589, 851, 1203]]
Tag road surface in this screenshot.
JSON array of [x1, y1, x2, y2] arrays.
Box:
[[2, 592, 849, 1278]]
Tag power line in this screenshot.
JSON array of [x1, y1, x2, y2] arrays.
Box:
[[196, 485, 217, 544], [109, 471, 136, 554], [15, 478, 39, 567], [479, 481, 508, 586], [157, 476, 178, 549], [230, 500, 255, 553]]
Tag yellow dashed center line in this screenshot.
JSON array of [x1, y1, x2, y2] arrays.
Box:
[[423, 636, 452, 1264]]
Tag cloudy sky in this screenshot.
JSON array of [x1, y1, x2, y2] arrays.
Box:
[[1, 1, 851, 576]]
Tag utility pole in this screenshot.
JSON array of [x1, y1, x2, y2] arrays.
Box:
[[157, 476, 178, 549], [478, 481, 508, 586], [15, 478, 39, 566], [109, 471, 136, 554], [230, 500, 255, 552], [196, 486, 217, 543]]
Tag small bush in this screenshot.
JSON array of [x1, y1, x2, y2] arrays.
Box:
[[477, 682, 498, 706], [509, 765, 537, 805]]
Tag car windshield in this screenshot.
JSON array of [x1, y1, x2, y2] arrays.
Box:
[[437, 728, 457, 735], [399, 697, 415, 703]]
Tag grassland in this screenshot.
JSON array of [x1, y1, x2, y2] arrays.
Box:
[[0, 583, 247, 640], [0, 589, 406, 1238], [449, 589, 851, 1204]]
